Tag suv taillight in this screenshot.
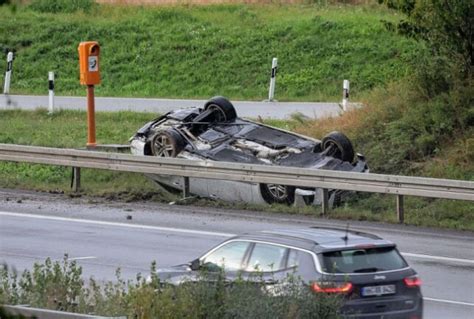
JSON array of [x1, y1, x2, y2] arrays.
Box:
[[311, 282, 353, 294], [404, 275, 422, 287]]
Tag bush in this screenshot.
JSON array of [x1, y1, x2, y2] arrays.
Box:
[[0, 255, 84, 312], [0, 257, 343, 319], [29, 0, 95, 13]]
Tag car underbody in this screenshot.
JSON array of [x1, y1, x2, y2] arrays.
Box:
[[130, 96, 369, 206]]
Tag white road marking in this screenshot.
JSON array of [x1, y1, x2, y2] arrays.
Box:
[[424, 297, 474, 307], [1, 252, 97, 262], [0, 211, 234, 238], [401, 252, 474, 265], [69, 256, 97, 261]]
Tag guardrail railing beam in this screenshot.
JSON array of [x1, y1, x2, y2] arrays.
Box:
[[0, 144, 473, 206]]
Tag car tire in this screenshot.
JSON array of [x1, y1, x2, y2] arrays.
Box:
[[321, 131, 355, 163], [150, 129, 186, 157], [260, 184, 295, 204], [204, 96, 237, 122]]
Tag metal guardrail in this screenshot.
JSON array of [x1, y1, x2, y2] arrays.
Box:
[[2, 305, 126, 319], [0, 144, 473, 221]]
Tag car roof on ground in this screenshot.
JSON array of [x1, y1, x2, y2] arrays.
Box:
[[234, 227, 394, 253]]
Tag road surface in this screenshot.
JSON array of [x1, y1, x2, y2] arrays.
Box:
[[0, 189, 473, 318], [1, 94, 342, 119]]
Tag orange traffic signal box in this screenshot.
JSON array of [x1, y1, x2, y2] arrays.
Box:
[[78, 41, 101, 85]]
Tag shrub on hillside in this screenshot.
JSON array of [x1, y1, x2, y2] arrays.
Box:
[[295, 1, 473, 175], [380, 0, 473, 78], [29, 0, 95, 13], [295, 75, 473, 175]]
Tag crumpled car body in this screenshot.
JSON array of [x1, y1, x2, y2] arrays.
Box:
[[130, 96, 368, 206]]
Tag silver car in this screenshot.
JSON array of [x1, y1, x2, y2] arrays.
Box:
[[130, 96, 368, 206]]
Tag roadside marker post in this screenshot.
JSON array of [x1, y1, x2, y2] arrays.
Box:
[[3, 51, 13, 94], [268, 57, 278, 101], [48, 71, 55, 114], [342, 79, 350, 111]]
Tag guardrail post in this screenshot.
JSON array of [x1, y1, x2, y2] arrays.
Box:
[[183, 176, 190, 198], [321, 188, 329, 215], [71, 167, 81, 192], [397, 194, 404, 223]]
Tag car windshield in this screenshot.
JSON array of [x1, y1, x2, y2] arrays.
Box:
[[320, 246, 407, 274]]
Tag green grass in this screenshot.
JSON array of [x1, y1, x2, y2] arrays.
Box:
[[0, 109, 162, 195], [0, 3, 421, 101], [0, 109, 296, 194], [1, 109, 472, 231]]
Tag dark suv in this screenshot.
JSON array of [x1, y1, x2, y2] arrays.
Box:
[[153, 227, 423, 318]]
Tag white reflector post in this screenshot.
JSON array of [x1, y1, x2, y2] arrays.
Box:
[[3, 51, 13, 94], [342, 79, 350, 111], [268, 57, 278, 101], [48, 71, 55, 114]]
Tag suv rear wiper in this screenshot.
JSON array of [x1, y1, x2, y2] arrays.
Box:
[[353, 267, 384, 273]]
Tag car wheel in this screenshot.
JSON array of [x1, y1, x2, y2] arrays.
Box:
[[204, 96, 237, 122], [260, 184, 295, 204], [150, 129, 186, 157], [321, 131, 355, 163]]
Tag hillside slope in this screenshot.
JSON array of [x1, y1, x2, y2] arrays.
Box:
[[1, 3, 420, 100]]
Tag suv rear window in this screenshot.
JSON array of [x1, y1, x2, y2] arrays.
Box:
[[320, 246, 407, 274]]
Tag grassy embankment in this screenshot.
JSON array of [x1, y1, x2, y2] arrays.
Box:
[[1, 2, 418, 101], [0, 2, 472, 230]]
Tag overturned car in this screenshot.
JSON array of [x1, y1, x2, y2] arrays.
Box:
[[130, 96, 368, 206]]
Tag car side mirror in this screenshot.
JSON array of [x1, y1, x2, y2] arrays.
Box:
[[190, 258, 201, 271]]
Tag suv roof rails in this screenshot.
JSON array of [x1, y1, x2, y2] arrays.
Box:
[[310, 226, 382, 240]]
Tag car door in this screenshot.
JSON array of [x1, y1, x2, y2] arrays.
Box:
[[237, 243, 293, 293]]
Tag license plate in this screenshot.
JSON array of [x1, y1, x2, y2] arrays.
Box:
[[361, 284, 396, 297]]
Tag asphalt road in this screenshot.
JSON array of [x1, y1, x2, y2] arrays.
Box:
[[0, 94, 342, 119], [0, 189, 473, 318]]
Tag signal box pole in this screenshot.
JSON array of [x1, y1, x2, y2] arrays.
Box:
[[78, 41, 101, 147]]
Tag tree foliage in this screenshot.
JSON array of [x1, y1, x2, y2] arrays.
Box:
[[380, 0, 473, 78]]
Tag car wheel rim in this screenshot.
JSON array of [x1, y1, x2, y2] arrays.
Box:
[[324, 142, 341, 158], [207, 104, 226, 122], [154, 135, 174, 157], [267, 184, 287, 199]]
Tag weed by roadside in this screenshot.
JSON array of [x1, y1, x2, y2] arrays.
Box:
[[0, 257, 342, 318]]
